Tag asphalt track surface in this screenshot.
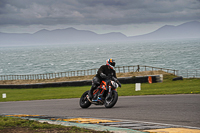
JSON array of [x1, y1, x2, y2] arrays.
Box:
[[1, 94, 200, 128]]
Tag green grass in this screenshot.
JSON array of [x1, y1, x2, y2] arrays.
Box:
[[0, 75, 200, 102], [0, 116, 63, 130], [0, 86, 89, 102], [119, 78, 200, 96], [0, 116, 110, 132]]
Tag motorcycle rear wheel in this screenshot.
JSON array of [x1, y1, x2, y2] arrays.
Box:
[[79, 91, 91, 108], [104, 90, 118, 108]]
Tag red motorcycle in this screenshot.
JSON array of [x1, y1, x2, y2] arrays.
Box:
[[79, 76, 121, 108]]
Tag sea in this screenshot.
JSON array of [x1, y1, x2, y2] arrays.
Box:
[[0, 38, 200, 76]]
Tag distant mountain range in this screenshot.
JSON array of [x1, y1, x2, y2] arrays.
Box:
[[0, 21, 200, 45], [130, 21, 200, 40]]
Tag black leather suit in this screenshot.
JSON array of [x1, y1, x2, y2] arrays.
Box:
[[88, 65, 117, 99]]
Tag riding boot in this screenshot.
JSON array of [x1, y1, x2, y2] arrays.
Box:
[[88, 86, 95, 100], [89, 76, 100, 100]]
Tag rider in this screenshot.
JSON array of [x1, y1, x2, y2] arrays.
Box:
[[88, 58, 121, 100]]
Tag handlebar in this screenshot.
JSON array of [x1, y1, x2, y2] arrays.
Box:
[[100, 73, 122, 87], [109, 75, 122, 88]]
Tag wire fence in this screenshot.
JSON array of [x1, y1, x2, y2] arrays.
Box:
[[177, 69, 200, 78], [0, 65, 177, 81], [0, 65, 198, 81]]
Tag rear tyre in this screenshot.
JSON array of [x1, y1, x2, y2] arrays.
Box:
[[104, 91, 118, 108], [79, 91, 91, 108]]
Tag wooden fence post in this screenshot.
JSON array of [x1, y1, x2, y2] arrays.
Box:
[[136, 65, 140, 72]]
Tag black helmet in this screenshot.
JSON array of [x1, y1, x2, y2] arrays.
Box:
[[106, 58, 115, 69]]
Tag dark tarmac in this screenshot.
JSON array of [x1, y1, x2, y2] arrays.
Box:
[[1, 94, 200, 128]]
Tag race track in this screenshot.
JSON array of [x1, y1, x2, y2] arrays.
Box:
[[0, 94, 200, 128]]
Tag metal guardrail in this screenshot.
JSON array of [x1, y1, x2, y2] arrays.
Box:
[[0, 65, 179, 81]]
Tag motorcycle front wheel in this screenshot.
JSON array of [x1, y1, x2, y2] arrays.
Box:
[[79, 90, 91, 108], [104, 90, 118, 108]]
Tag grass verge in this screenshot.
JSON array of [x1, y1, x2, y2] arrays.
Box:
[[0, 116, 110, 133], [0, 75, 200, 102]]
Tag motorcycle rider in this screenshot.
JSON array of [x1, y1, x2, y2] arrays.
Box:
[[88, 58, 121, 100]]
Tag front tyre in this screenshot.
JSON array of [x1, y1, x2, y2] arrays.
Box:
[[79, 91, 91, 108], [104, 91, 118, 108]]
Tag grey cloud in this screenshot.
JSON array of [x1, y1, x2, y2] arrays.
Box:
[[0, 0, 199, 26]]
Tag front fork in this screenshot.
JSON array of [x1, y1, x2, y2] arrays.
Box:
[[107, 85, 112, 98]]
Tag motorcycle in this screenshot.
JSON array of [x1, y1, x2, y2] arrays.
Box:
[[79, 76, 121, 108]]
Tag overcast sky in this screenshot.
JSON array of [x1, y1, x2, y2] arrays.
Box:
[[0, 0, 200, 36]]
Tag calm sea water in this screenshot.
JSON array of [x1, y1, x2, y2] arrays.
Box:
[[0, 39, 200, 75]]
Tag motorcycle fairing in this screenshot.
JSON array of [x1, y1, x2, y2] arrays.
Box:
[[100, 80, 108, 90]]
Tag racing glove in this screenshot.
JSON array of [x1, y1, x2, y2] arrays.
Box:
[[117, 81, 122, 88], [100, 73, 107, 79]]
